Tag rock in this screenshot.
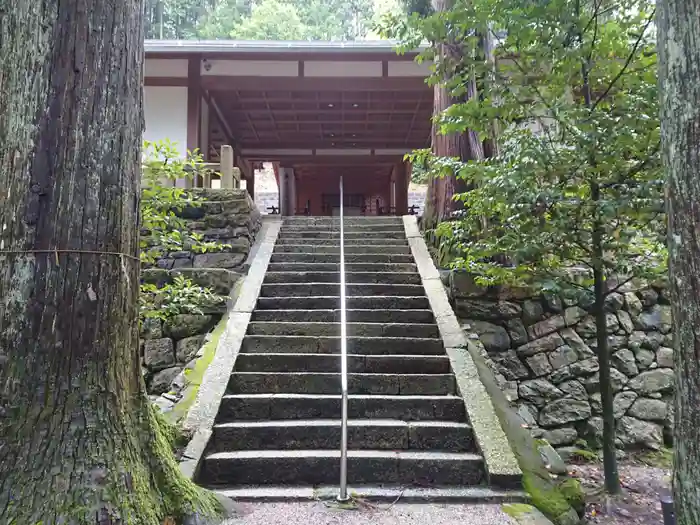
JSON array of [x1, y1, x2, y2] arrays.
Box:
[[576, 316, 597, 339], [616, 311, 635, 334], [586, 417, 604, 443], [564, 306, 587, 326], [143, 338, 175, 371], [454, 299, 522, 321], [193, 252, 247, 269], [613, 391, 638, 419], [589, 393, 602, 414], [172, 268, 242, 295], [449, 272, 489, 298], [543, 292, 563, 313], [172, 258, 193, 269], [538, 442, 568, 474], [164, 314, 217, 340], [170, 370, 188, 393], [468, 320, 511, 352], [516, 403, 539, 427], [605, 313, 620, 334], [151, 395, 176, 413], [539, 398, 592, 427], [656, 347, 673, 368], [527, 353, 553, 377], [527, 314, 567, 340], [570, 358, 599, 377], [604, 292, 625, 312], [503, 381, 519, 402], [560, 328, 595, 358], [611, 349, 639, 377], [549, 345, 579, 370], [558, 380, 588, 400], [628, 331, 646, 350], [634, 305, 665, 331], [516, 332, 565, 356], [519, 379, 563, 407], [149, 367, 183, 395], [550, 365, 575, 384], [607, 335, 629, 351], [629, 398, 668, 422], [641, 332, 665, 351], [543, 427, 579, 446], [176, 335, 205, 363], [494, 351, 531, 380], [625, 292, 643, 316], [635, 348, 656, 370], [617, 416, 664, 450], [585, 367, 628, 394], [638, 288, 659, 307], [506, 318, 528, 346], [140, 318, 163, 340], [628, 369, 674, 395], [555, 447, 580, 464], [522, 299, 545, 325]]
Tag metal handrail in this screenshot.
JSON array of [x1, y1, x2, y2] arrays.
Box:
[[338, 175, 349, 502]]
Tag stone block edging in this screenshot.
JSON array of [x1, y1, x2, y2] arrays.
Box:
[[403, 215, 522, 487], [179, 218, 282, 479]]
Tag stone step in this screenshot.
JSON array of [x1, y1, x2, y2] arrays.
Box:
[[264, 271, 422, 285], [241, 335, 444, 355], [276, 231, 407, 239], [200, 449, 484, 486], [255, 296, 431, 310], [251, 309, 435, 324], [209, 419, 474, 453], [273, 244, 411, 255], [266, 262, 418, 272], [227, 372, 456, 396], [270, 253, 415, 264], [217, 394, 467, 422], [276, 238, 408, 246], [280, 224, 405, 233], [259, 283, 425, 297], [235, 353, 451, 374], [247, 322, 439, 338], [283, 217, 404, 225], [214, 486, 529, 504]]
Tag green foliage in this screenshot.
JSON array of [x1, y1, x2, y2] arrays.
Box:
[[398, 0, 665, 294], [140, 275, 224, 322], [558, 478, 586, 514], [141, 140, 229, 265], [140, 140, 228, 324], [231, 0, 307, 40]]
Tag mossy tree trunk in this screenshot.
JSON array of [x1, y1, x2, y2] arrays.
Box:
[[421, 0, 484, 232], [0, 2, 218, 524], [658, 0, 700, 523]]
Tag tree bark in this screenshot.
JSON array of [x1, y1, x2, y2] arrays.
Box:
[[421, 0, 484, 231], [658, 1, 700, 523], [0, 2, 218, 523]]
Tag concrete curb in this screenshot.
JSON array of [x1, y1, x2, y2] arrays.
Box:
[[403, 215, 522, 488], [180, 218, 282, 479]]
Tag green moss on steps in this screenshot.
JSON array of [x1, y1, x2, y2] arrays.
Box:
[[558, 478, 585, 514], [503, 503, 537, 518]]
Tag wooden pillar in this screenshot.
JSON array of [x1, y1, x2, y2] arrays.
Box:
[[186, 55, 202, 155], [395, 161, 409, 215], [220, 145, 235, 189], [279, 167, 288, 216], [247, 168, 255, 200]]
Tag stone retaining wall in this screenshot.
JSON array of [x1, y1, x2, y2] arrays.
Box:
[[140, 189, 261, 407], [447, 272, 674, 453]]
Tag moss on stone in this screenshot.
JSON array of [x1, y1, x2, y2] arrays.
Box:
[[558, 478, 585, 514], [168, 317, 228, 424], [503, 503, 536, 518]]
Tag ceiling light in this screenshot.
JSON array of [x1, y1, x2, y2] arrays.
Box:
[[352, 103, 359, 108], [329, 133, 335, 137], [351, 134, 357, 138], [327, 103, 334, 108]]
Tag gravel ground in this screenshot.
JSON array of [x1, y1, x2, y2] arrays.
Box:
[[570, 458, 672, 525], [223, 502, 519, 525]]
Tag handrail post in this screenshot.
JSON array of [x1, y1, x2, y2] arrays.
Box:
[[338, 175, 349, 502]]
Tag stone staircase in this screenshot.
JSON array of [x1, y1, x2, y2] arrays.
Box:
[[196, 216, 506, 493]]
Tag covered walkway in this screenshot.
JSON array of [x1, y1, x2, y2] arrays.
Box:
[[144, 40, 432, 216]]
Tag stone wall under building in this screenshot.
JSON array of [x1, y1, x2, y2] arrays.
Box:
[[140, 189, 261, 409], [447, 272, 674, 454]]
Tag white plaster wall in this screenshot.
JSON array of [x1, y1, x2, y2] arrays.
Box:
[[202, 60, 298, 76], [144, 86, 188, 157], [388, 60, 431, 77], [305, 61, 382, 77], [145, 58, 188, 77]]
